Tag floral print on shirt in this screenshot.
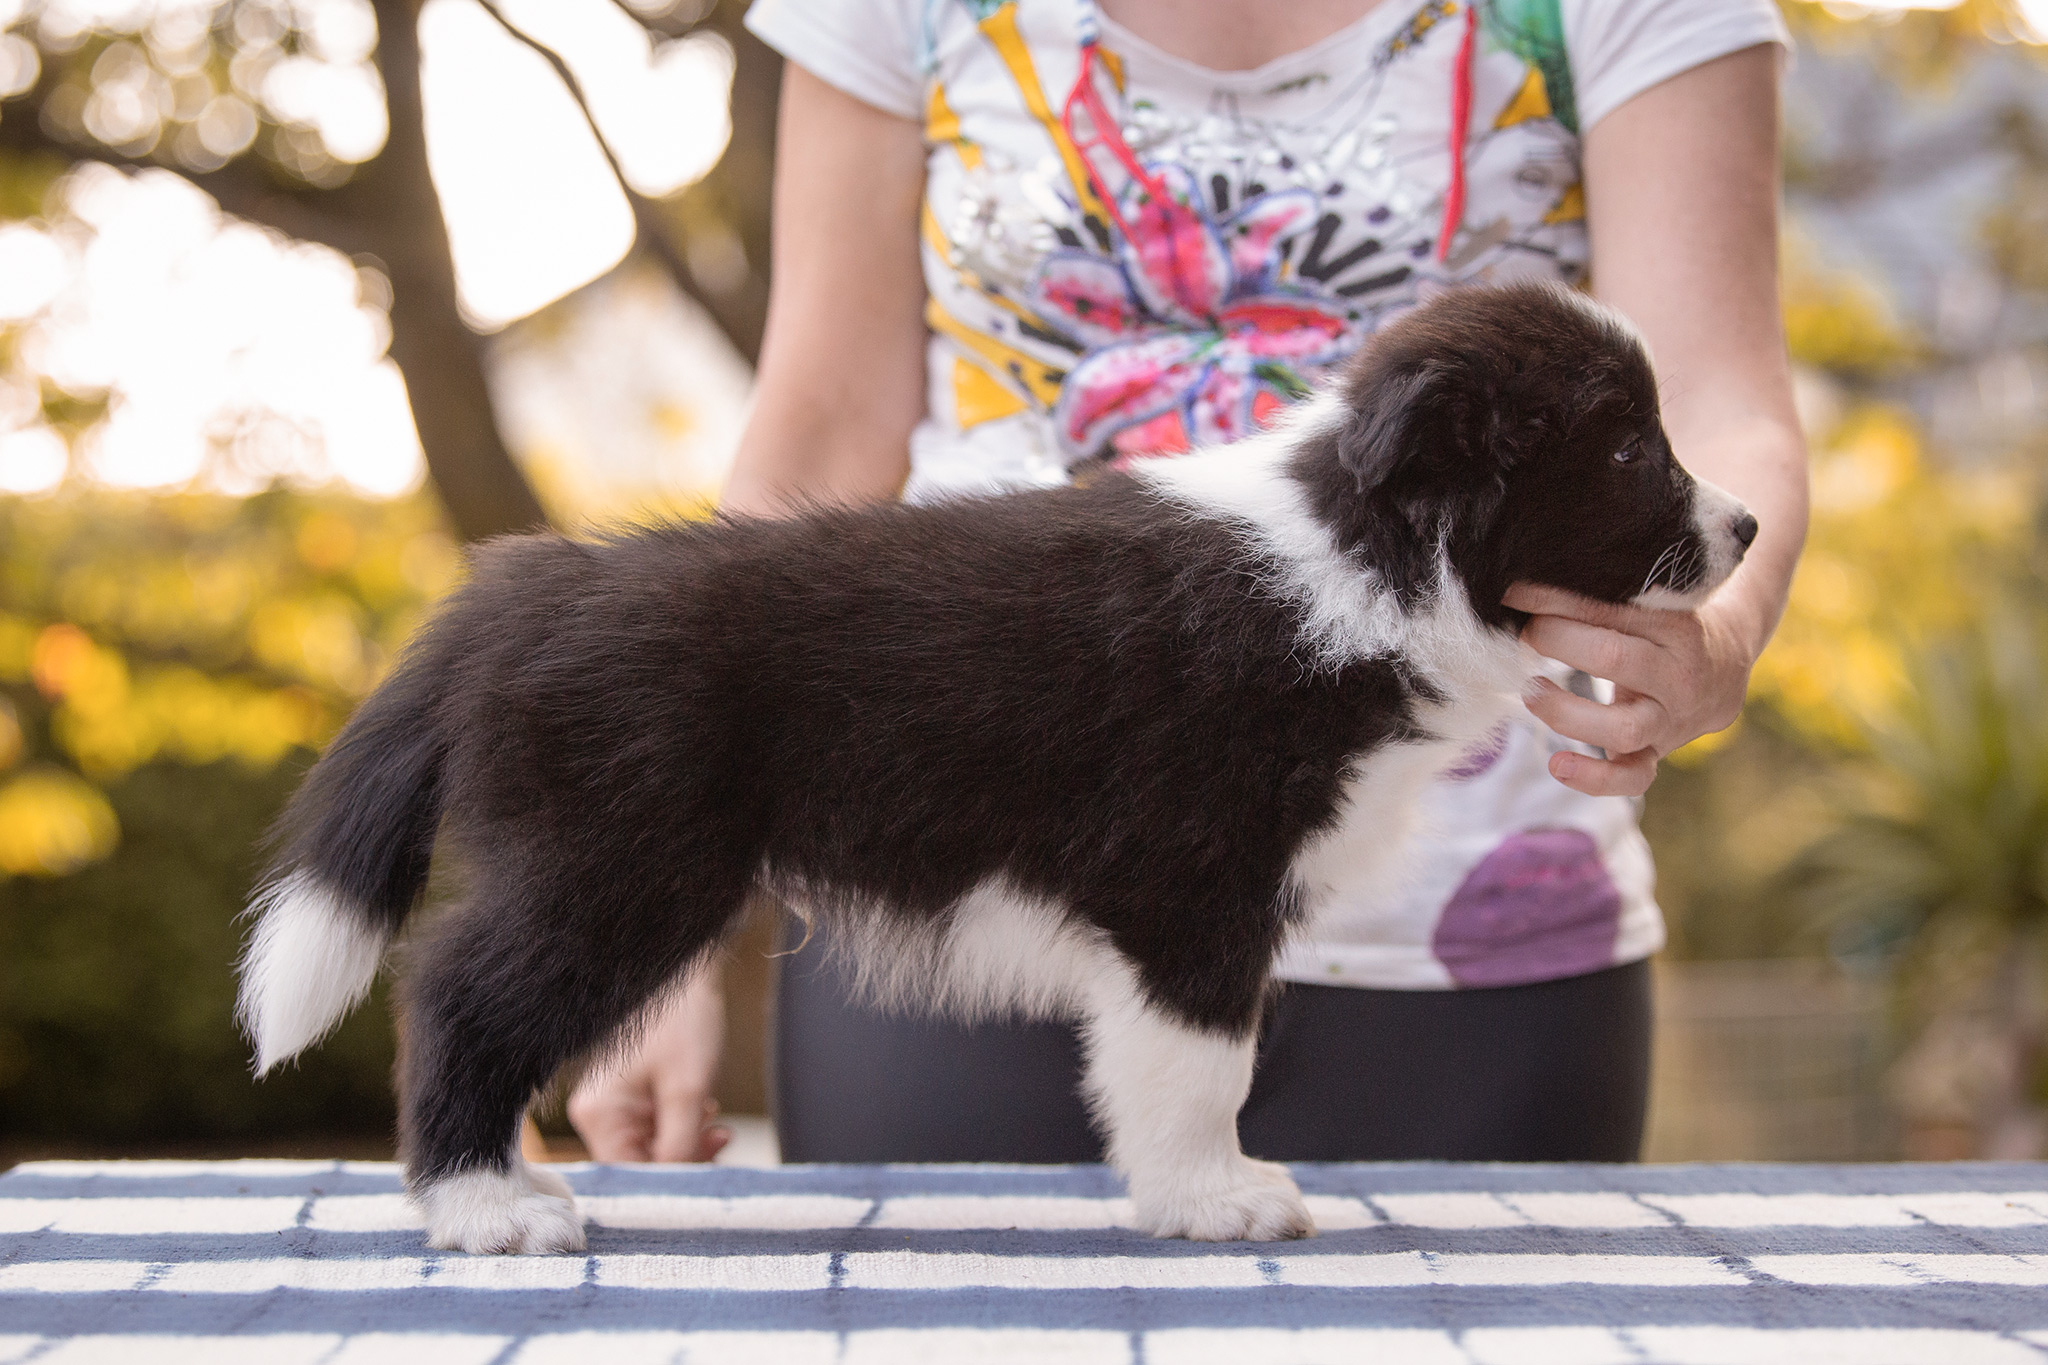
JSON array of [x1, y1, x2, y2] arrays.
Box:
[[921, 0, 1587, 469]]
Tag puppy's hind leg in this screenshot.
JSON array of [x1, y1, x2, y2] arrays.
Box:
[[1080, 974, 1312, 1243], [398, 860, 751, 1254]]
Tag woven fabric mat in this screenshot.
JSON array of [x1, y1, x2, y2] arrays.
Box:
[[4, 1159, 2048, 1363]]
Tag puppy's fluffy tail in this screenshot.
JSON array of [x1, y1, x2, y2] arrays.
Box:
[[238, 644, 449, 1075]]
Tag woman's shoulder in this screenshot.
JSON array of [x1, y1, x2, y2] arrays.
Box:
[[1557, 0, 1791, 135], [745, 0, 933, 119]]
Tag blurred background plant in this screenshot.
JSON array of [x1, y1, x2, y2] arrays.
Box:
[[0, 0, 768, 1157], [1639, 0, 2048, 1161], [2, 0, 2046, 1162]]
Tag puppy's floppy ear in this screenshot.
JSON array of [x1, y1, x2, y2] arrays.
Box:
[[1334, 361, 1453, 493]]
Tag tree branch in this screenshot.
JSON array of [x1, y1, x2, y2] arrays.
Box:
[[472, 0, 748, 357], [599, 0, 714, 40], [0, 101, 372, 254]]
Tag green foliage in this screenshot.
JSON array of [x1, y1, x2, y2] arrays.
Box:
[[0, 487, 458, 808], [0, 150, 67, 220], [17, 0, 386, 188], [0, 758, 395, 1142], [0, 485, 453, 1143], [1794, 605, 2048, 972]]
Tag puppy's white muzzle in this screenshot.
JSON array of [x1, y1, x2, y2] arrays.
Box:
[[1633, 477, 1756, 611]]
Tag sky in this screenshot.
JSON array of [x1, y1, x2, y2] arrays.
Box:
[[0, 0, 737, 501]]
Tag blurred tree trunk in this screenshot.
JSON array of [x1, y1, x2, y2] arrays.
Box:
[[352, 0, 550, 541], [648, 0, 780, 365], [3, 0, 791, 537], [1, 0, 549, 542]]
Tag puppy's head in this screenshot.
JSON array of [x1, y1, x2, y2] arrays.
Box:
[[1296, 282, 1756, 628]]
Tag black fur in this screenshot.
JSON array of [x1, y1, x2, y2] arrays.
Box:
[[1296, 284, 1705, 626], [247, 283, 1738, 1196], [379, 484, 1420, 1183]]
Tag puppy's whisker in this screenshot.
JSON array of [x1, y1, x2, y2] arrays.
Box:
[[1639, 541, 1682, 597]]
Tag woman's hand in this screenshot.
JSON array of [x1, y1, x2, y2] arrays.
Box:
[[567, 974, 730, 1162], [1531, 41, 1812, 801], [1504, 584, 1756, 798]]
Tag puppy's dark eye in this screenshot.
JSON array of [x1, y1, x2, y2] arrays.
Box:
[[1612, 442, 1642, 466]]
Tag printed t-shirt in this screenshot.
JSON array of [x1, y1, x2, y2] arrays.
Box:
[[745, 0, 1788, 989]]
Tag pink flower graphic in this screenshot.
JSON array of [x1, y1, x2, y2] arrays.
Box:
[[1034, 167, 1365, 461]]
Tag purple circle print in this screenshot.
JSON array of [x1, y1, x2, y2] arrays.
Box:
[[1445, 725, 1510, 781], [1431, 828, 1622, 988]]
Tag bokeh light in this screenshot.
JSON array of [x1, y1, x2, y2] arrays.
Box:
[[417, 0, 635, 331], [8, 162, 425, 496], [416, 0, 734, 328], [1, 0, 746, 496]]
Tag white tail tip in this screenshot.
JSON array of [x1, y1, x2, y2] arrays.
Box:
[[237, 870, 388, 1075]]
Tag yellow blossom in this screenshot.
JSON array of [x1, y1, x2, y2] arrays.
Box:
[[0, 767, 119, 877]]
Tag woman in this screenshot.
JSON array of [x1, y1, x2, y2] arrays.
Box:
[[568, 0, 1808, 1165]]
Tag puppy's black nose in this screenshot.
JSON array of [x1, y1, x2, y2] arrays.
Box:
[[1732, 513, 1758, 549]]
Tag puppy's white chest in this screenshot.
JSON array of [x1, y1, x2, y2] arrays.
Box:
[[1287, 742, 1448, 915], [1286, 686, 1526, 916]]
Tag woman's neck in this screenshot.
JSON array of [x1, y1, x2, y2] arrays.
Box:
[[1095, 0, 1390, 72]]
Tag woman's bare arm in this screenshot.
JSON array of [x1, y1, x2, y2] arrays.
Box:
[[721, 65, 929, 514], [1508, 43, 1810, 796], [567, 64, 929, 1161]]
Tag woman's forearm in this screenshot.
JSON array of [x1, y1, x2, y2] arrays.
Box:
[[1512, 42, 1809, 796], [718, 64, 929, 521], [1673, 413, 1809, 664], [1586, 41, 1810, 670]]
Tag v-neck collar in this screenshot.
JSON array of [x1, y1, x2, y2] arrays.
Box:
[[1091, 0, 1416, 93]]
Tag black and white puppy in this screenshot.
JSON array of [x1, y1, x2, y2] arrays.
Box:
[[238, 282, 1754, 1254]]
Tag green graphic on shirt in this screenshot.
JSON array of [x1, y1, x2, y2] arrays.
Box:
[[1480, 0, 1577, 135]]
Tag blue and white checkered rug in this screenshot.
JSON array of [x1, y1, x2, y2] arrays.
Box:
[[4, 1159, 2048, 1363]]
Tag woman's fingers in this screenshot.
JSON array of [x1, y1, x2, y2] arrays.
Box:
[[651, 1091, 729, 1164], [1518, 613, 1674, 697], [570, 973, 728, 1162], [567, 1079, 656, 1162], [1524, 677, 1674, 759], [1524, 677, 1666, 797], [1548, 745, 1659, 798]]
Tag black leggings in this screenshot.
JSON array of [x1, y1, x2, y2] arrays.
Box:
[[772, 929, 1652, 1164]]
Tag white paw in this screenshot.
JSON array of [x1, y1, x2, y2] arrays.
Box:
[[523, 1162, 575, 1202], [416, 1164, 587, 1255], [1131, 1158, 1316, 1242]]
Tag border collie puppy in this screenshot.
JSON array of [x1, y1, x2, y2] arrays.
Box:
[[238, 282, 1754, 1254]]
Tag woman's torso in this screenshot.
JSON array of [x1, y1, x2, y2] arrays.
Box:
[[745, 0, 1787, 989]]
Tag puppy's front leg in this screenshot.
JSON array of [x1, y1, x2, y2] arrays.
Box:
[[1080, 989, 1314, 1242]]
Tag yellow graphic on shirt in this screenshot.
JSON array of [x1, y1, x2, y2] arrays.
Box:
[[926, 81, 982, 170], [926, 295, 1068, 408], [1544, 182, 1585, 224], [977, 3, 1110, 229], [923, 199, 1064, 337], [1386, 0, 1460, 63], [1098, 44, 1124, 92], [1489, 41, 1583, 225], [919, 199, 953, 260], [953, 356, 1031, 426], [1494, 64, 1551, 128], [922, 193, 1063, 429]]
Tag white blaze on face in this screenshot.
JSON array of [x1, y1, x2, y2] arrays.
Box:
[[1632, 476, 1755, 612]]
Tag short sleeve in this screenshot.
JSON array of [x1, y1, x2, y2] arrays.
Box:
[[745, 0, 927, 120], [1559, 0, 1790, 134]]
